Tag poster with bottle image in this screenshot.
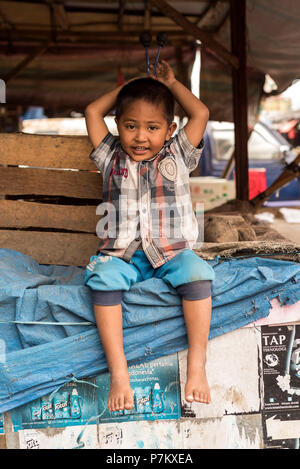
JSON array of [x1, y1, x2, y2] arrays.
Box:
[[95, 353, 181, 423], [9, 378, 100, 431], [9, 353, 180, 431]]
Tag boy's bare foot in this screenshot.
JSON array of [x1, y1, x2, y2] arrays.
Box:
[[108, 370, 134, 412], [185, 349, 211, 404]]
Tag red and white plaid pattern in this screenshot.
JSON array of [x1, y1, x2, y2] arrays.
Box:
[[89, 127, 204, 268]]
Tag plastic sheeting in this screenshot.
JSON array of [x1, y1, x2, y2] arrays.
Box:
[[0, 248, 300, 413]]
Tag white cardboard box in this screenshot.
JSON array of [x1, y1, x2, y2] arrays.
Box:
[[190, 177, 236, 212]]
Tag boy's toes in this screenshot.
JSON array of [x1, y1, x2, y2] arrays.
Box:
[[108, 398, 114, 412], [185, 390, 194, 402], [118, 396, 124, 410], [185, 386, 211, 405], [124, 394, 134, 410], [201, 392, 210, 404]]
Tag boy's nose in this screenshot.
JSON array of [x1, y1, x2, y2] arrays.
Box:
[[135, 129, 147, 142]]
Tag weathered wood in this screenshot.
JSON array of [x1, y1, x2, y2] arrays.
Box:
[[0, 199, 101, 232], [0, 166, 103, 198], [0, 133, 94, 170], [0, 230, 99, 266]]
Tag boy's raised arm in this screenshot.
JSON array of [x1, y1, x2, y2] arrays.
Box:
[[85, 85, 124, 150], [151, 60, 209, 148]]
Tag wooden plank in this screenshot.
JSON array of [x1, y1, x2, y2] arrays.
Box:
[[0, 133, 95, 170], [0, 28, 192, 43], [0, 199, 101, 232], [0, 0, 50, 25], [0, 230, 99, 266], [230, 0, 249, 201], [0, 167, 103, 198]]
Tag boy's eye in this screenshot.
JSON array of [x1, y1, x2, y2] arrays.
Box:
[[149, 126, 158, 131], [125, 124, 135, 129]]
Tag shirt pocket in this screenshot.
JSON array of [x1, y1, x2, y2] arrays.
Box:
[[157, 157, 177, 191]]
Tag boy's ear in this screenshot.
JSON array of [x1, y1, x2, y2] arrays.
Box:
[[167, 121, 177, 138]]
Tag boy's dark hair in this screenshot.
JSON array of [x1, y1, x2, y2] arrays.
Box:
[[115, 77, 174, 125]]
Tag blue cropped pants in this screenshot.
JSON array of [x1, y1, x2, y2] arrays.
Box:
[[84, 249, 215, 306]]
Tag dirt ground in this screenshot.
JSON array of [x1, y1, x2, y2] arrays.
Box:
[[271, 218, 300, 244], [255, 205, 300, 244]]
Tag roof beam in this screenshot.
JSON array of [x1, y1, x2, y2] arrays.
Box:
[[118, 0, 126, 31], [3, 40, 51, 83], [148, 0, 238, 68], [52, 2, 69, 31], [143, 0, 151, 30], [230, 0, 249, 201], [0, 28, 192, 45]]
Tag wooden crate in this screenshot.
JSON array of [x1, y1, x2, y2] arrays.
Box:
[[0, 132, 102, 266]]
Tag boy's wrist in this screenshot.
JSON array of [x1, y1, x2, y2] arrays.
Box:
[[167, 78, 178, 90]]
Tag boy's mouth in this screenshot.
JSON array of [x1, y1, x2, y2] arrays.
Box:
[[132, 146, 149, 155]]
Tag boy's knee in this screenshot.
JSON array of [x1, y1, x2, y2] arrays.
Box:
[[84, 253, 140, 293], [164, 250, 215, 285]]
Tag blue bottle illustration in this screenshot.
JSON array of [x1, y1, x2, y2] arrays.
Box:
[[70, 389, 82, 419], [152, 383, 164, 413]]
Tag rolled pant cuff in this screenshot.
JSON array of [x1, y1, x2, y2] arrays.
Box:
[[176, 280, 211, 301], [90, 289, 123, 306]]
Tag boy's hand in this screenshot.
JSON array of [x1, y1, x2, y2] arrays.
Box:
[[149, 60, 176, 88], [149, 59, 209, 148]]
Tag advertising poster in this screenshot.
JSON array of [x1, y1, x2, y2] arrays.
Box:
[[261, 325, 300, 415], [96, 353, 181, 423], [261, 325, 300, 446], [10, 378, 99, 432], [9, 353, 180, 431]]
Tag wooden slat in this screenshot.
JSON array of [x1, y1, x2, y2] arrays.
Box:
[[0, 133, 95, 170], [0, 167, 103, 198], [0, 230, 99, 266], [0, 200, 101, 232]]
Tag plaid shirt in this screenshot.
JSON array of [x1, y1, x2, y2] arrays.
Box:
[[89, 127, 204, 268]]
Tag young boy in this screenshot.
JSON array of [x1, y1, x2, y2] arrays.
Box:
[[84, 60, 215, 412]]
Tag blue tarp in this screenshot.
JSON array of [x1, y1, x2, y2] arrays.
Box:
[[0, 247, 299, 413]]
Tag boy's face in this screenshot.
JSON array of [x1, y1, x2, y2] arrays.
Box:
[[115, 99, 177, 162]]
